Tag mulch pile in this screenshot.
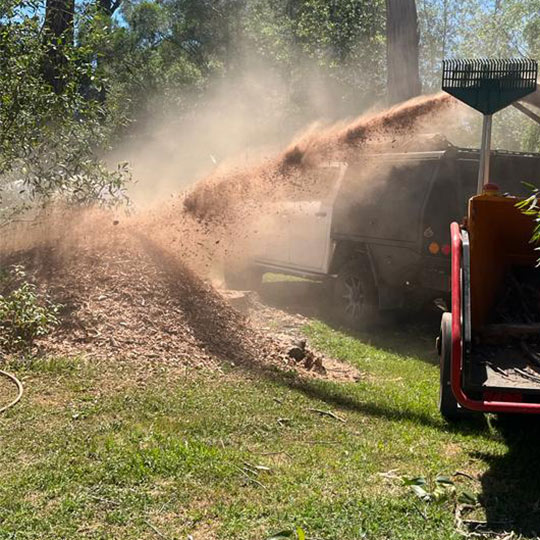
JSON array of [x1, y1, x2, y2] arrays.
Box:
[[0, 224, 332, 378], [1, 94, 457, 380]]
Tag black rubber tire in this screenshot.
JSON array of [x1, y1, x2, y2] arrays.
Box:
[[438, 312, 465, 422], [332, 258, 378, 329], [223, 263, 262, 291]]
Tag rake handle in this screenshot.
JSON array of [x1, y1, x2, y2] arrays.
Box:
[[477, 114, 492, 194]]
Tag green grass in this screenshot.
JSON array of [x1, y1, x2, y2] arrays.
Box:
[[263, 273, 312, 283], [1, 321, 539, 539]]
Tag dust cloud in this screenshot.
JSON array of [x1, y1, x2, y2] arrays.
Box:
[[2, 90, 464, 279], [0, 90, 464, 371], [108, 58, 465, 279], [114, 61, 380, 208], [182, 92, 458, 221], [145, 92, 461, 275]]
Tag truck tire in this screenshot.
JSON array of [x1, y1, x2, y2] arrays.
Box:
[[332, 258, 378, 328], [223, 263, 262, 291], [438, 312, 467, 422]]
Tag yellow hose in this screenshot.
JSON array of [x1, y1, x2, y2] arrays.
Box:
[[0, 369, 23, 413]]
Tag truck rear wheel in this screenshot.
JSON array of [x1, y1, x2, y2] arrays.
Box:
[[332, 258, 378, 328]]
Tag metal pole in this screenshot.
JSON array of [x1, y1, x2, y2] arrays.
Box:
[[477, 114, 492, 194]]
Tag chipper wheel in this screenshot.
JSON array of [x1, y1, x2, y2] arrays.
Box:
[[438, 312, 465, 422], [437, 313, 461, 422]]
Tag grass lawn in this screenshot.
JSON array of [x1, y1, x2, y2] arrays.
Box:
[[1, 320, 540, 539]]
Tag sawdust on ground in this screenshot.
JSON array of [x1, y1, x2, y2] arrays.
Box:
[[1, 214, 354, 381]]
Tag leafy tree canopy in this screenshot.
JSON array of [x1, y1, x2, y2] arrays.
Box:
[[1, 0, 540, 226]]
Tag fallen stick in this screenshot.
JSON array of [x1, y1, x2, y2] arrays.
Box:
[[232, 464, 268, 490], [453, 471, 476, 482], [307, 408, 346, 423], [87, 494, 120, 506], [144, 520, 169, 540]]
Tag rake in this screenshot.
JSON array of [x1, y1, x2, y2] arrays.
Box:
[[442, 58, 538, 194]]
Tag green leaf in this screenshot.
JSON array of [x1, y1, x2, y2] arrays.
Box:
[[458, 491, 477, 505], [411, 484, 431, 501], [402, 476, 426, 486], [435, 475, 454, 485]]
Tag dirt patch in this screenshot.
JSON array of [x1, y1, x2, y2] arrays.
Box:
[[219, 289, 361, 383], [186, 522, 219, 540]]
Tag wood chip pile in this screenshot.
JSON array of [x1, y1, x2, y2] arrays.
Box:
[[1, 227, 323, 377]]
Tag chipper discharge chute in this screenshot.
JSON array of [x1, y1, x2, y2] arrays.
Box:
[[438, 58, 540, 420]]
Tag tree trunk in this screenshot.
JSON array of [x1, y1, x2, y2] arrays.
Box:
[[42, 0, 75, 93], [386, 0, 421, 104]]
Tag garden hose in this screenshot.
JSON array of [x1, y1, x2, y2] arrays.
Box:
[[0, 369, 23, 413]]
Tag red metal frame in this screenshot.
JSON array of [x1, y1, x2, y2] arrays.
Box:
[[450, 221, 540, 413]]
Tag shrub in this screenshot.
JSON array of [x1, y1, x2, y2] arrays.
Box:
[[0, 266, 60, 351]]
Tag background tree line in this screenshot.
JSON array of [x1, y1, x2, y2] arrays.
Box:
[[1, 0, 540, 221]]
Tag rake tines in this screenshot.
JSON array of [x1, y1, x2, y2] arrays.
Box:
[[442, 58, 537, 115], [442, 58, 538, 193]]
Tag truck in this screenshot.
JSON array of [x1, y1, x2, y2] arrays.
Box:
[[225, 143, 540, 327]]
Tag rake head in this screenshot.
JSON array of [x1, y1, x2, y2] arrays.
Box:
[[442, 58, 538, 115]]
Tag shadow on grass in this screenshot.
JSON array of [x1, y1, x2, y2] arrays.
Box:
[[259, 280, 540, 535], [259, 281, 540, 535], [280, 371, 465, 431], [138, 237, 480, 434], [471, 416, 540, 538], [258, 278, 441, 365]]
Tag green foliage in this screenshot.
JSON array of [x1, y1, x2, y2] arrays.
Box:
[[0, 266, 60, 351], [268, 527, 306, 540], [99, 0, 540, 149], [517, 186, 540, 264], [401, 474, 465, 505], [0, 3, 131, 226], [245, 0, 386, 117], [418, 0, 540, 151], [2, 0, 540, 228], [86, 0, 389, 125]]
